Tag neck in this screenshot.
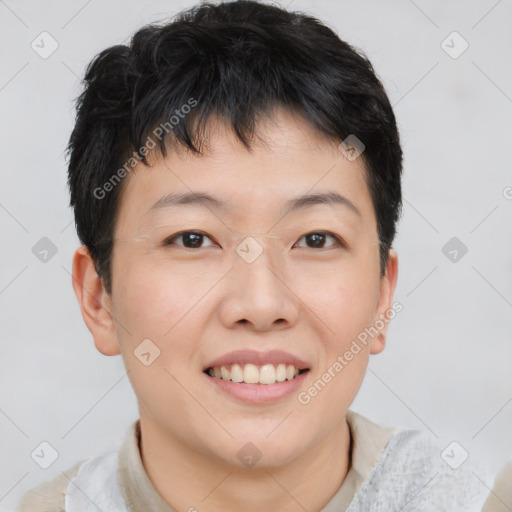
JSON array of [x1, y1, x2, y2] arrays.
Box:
[[139, 417, 351, 512]]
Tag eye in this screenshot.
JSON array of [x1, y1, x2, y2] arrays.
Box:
[[294, 231, 346, 250], [158, 230, 346, 251], [162, 230, 216, 249]]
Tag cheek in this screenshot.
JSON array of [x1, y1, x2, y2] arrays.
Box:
[[297, 270, 377, 422], [111, 259, 208, 410], [297, 258, 379, 343], [112, 254, 215, 341]]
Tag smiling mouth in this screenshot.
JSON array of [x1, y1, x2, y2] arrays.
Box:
[[204, 363, 309, 385]]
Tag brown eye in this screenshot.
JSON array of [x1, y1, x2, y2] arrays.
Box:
[[294, 231, 344, 249], [163, 230, 216, 249]]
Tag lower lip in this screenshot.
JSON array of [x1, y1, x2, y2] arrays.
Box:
[[204, 371, 309, 404]]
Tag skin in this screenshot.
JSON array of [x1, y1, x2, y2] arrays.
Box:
[[72, 107, 398, 512]]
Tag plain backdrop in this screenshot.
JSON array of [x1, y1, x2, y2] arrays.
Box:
[[1, 0, 511, 509]]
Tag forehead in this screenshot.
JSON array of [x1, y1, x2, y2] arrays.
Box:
[[114, 109, 375, 234]]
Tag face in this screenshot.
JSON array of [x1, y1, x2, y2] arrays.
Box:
[[80, 108, 398, 468]]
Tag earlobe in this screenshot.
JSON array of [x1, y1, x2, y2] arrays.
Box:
[[71, 246, 121, 356], [370, 249, 399, 355]]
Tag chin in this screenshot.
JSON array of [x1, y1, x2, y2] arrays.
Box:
[[226, 431, 306, 469]]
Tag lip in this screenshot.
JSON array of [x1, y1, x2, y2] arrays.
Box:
[[203, 369, 310, 404], [203, 349, 310, 371]]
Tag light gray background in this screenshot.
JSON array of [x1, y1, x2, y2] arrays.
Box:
[[1, 0, 511, 509]]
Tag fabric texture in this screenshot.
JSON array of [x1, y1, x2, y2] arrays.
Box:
[[344, 428, 492, 511], [15, 411, 491, 511]]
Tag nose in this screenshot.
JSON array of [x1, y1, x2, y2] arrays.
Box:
[[218, 237, 301, 332]]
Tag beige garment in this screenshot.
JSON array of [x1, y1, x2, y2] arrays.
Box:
[[16, 410, 396, 512], [482, 461, 512, 512]]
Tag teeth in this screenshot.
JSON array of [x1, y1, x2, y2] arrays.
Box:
[[259, 364, 276, 385], [207, 363, 304, 385], [231, 363, 243, 383], [276, 363, 287, 382], [243, 363, 260, 384]]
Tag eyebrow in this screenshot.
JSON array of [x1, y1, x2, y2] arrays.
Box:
[[147, 191, 361, 217]]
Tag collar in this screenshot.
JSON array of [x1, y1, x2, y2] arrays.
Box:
[[116, 410, 397, 512]]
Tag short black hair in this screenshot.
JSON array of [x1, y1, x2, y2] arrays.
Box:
[[67, 0, 403, 295]]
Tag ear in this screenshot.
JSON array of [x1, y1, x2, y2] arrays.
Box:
[[370, 248, 399, 355], [71, 245, 121, 356]]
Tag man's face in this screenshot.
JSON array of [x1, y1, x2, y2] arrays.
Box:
[[101, 108, 397, 467]]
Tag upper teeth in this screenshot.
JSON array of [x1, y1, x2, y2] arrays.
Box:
[[207, 363, 301, 385]]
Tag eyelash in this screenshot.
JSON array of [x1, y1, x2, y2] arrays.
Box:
[[162, 230, 347, 250]]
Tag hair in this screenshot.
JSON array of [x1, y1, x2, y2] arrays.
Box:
[[67, 0, 403, 295]]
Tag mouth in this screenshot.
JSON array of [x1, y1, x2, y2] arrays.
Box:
[[204, 363, 310, 385], [202, 350, 311, 403]]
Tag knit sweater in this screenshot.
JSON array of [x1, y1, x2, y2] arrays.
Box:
[[16, 410, 491, 511]]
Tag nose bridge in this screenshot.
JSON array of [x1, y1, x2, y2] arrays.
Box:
[[234, 234, 280, 265], [233, 234, 288, 293], [222, 233, 299, 330]]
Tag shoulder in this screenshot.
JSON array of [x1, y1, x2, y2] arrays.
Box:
[[482, 460, 512, 512], [348, 419, 493, 511], [15, 421, 138, 512], [345, 410, 398, 481], [15, 459, 86, 512]]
